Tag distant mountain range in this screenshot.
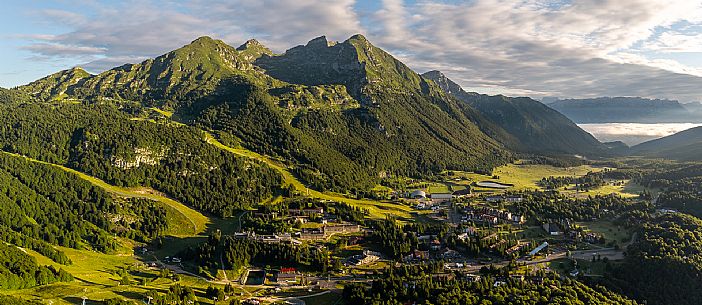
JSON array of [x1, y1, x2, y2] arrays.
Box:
[[546, 97, 702, 123]]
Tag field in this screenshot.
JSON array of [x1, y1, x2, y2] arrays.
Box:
[[431, 163, 647, 198], [8, 242, 230, 305]]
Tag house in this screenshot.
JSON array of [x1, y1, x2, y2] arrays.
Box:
[[441, 249, 461, 259], [444, 262, 464, 270], [404, 249, 430, 262], [275, 270, 300, 283], [512, 215, 526, 224], [504, 196, 523, 202], [452, 188, 472, 197], [542, 223, 562, 236], [481, 214, 498, 224], [414, 250, 429, 260], [465, 274, 481, 282], [462, 226, 478, 235], [346, 253, 379, 266], [258, 235, 280, 243]]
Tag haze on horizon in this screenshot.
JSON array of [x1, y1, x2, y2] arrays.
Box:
[[2, 0, 702, 102]]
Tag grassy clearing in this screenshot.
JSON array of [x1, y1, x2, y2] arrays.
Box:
[[426, 184, 451, 193], [491, 164, 603, 190], [562, 181, 640, 199], [576, 220, 631, 245], [1, 151, 210, 236], [11, 239, 232, 304], [446, 163, 603, 192], [446, 163, 646, 198], [204, 132, 412, 219], [150, 107, 174, 118]]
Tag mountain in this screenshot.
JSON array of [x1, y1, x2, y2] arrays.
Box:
[[14, 35, 512, 193], [18, 67, 90, 101], [630, 126, 702, 161], [422, 71, 604, 155], [548, 97, 697, 123], [683, 102, 702, 116]]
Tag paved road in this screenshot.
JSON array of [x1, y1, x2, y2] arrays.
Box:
[[463, 247, 625, 272]]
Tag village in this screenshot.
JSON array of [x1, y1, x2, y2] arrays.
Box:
[[196, 176, 620, 301]]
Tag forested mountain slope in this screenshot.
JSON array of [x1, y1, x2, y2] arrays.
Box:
[[0, 103, 282, 217], [422, 71, 604, 155], [0, 87, 28, 104], [630, 126, 702, 161], [14, 35, 513, 192]]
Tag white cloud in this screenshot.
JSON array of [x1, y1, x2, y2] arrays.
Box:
[[365, 0, 702, 101], [647, 31, 702, 52]]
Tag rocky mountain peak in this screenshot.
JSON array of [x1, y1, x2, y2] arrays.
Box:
[[421, 70, 465, 95]]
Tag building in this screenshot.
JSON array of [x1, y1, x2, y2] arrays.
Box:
[[431, 193, 454, 203], [346, 253, 380, 266], [452, 188, 472, 198], [275, 269, 301, 284], [486, 195, 523, 203], [528, 242, 549, 256], [289, 208, 324, 216], [411, 190, 427, 199], [324, 224, 361, 234], [542, 223, 562, 236], [512, 215, 526, 224]]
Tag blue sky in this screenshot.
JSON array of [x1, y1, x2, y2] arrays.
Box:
[[3, 0, 702, 102]]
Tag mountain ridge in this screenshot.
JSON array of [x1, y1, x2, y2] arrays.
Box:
[[12, 34, 513, 192], [422, 70, 605, 155]]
